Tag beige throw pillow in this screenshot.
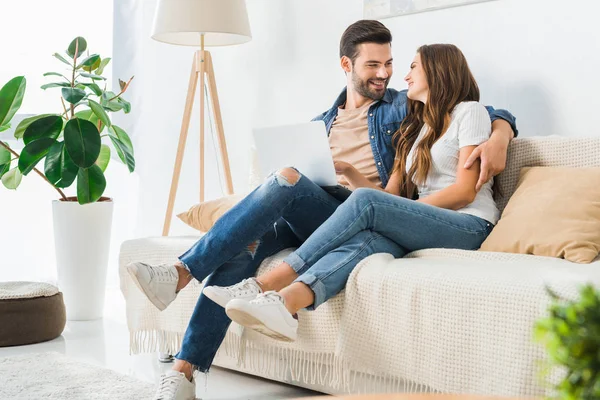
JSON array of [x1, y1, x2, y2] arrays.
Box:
[[480, 167, 600, 263], [177, 194, 245, 233]]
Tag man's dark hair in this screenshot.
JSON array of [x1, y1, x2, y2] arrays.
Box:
[[339, 20, 392, 65]]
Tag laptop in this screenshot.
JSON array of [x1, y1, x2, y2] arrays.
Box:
[[252, 121, 353, 201]]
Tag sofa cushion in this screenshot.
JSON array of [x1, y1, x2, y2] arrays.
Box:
[[494, 137, 600, 213], [481, 167, 600, 263], [177, 194, 244, 232]]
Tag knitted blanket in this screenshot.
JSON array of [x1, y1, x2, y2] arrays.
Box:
[[119, 238, 600, 396]]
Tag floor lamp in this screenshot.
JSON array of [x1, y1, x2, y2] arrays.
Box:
[[151, 0, 252, 236]]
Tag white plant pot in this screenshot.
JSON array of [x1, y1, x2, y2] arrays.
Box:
[[52, 198, 114, 321]]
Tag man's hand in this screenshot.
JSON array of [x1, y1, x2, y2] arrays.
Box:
[[464, 120, 514, 191], [334, 161, 354, 175], [334, 161, 378, 191]]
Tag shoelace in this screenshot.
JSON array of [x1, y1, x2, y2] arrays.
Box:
[[155, 373, 181, 399], [227, 278, 260, 296], [144, 263, 178, 283], [252, 290, 285, 305]]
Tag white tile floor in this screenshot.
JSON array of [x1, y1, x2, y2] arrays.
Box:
[[0, 288, 323, 400]]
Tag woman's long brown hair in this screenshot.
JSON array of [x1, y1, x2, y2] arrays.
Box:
[[392, 44, 480, 197]]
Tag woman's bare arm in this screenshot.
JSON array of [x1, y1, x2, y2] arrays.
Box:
[[416, 145, 479, 210]]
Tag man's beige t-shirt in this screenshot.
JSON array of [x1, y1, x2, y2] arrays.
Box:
[[328, 101, 382, 188]]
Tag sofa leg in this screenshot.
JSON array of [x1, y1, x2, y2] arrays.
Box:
[[158, 352, 174, 363]]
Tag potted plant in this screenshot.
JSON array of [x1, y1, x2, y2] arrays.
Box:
[[535, 284, 600, 399], [0, 37, 135, 320]]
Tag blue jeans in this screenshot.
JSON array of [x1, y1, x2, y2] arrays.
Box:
[[175, 169, 342, 372], [283, 187, 494, 309]]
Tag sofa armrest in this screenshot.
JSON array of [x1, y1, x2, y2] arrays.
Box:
[[119, 236, 204, 354], [119, 236, 202, 296]]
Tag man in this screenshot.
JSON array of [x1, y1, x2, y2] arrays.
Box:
[[128, 20, 517, 400]]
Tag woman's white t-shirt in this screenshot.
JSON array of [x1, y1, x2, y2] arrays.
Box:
[[405, 101, 500, 224]]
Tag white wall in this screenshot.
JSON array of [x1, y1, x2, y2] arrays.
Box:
[[126, 0, 600, 239], [381, 0, 600, 138]]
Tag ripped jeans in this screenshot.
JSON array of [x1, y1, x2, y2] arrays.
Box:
[[176, 168, 343, 372]]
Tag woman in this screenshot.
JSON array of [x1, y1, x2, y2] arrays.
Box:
[[210, 43, 500, 341]]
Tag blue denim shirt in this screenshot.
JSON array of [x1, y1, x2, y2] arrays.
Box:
[[314, 87, 518, 188]]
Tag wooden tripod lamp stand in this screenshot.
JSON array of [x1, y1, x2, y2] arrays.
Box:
[[151, 0, 252, 236]]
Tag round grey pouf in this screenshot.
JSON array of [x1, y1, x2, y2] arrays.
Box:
[[0, 282, 66, 347]]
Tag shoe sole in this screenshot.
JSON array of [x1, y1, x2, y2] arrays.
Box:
[[225, 307, 296, 342], [202, 287, 230, 309], [157, 352, 174, 363], [126, 264, 168, 312]]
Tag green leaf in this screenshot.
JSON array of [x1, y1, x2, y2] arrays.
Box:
[[0, 124, 10, 132], [76, 164, 106, 204], [0, 143, 10, 166], [43, 72, 70, 81], [77, 54, 100, 69], [74, 109, 104, 133], [80, 83, 102, 96], [23, 115, 63, 145], [62, 87, 86, 104], [0, 143, 11, 179], [2, 167, 22, 190], [83, 57, 101, 73], [0, 76, 26, 127], [96, 144, 110, 172], [44, 141, 78, 188], [109, 136, 134, 172], [67, 37, 87, 59], [101, 91, 116, 102], [101, 92, 123, 112], [80, 72, 106, 81], [110, 125, 134, 155], [88, 99, 111, 128], [53, 53, 72, 66], [109, 126, 135, 172], [64, 118, 101, 168], [95, 57, 111, 75], [41, 82, 72, 90], [104, 101, 123, 112], [117, 97, 131, 113], [18, 137, 56, 175], [14, 114, 55, 139], [0, 163, 9, 179]]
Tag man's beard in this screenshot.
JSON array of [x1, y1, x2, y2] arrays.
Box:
[[351, 71, 388, 101]]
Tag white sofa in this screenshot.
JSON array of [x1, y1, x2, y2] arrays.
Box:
[[119, 136, 600, 397]]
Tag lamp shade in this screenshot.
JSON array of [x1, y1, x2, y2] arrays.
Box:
[[151, 0, 252, 47]]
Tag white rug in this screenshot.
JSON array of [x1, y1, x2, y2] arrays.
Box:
[[0, 352, 155, 399]]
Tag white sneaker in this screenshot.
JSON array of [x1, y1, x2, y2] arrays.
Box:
[[153, 370, 196, 400], [126, 262, 179, 311], [202, 277, 262, 308], [225, 291, 298, 342]]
